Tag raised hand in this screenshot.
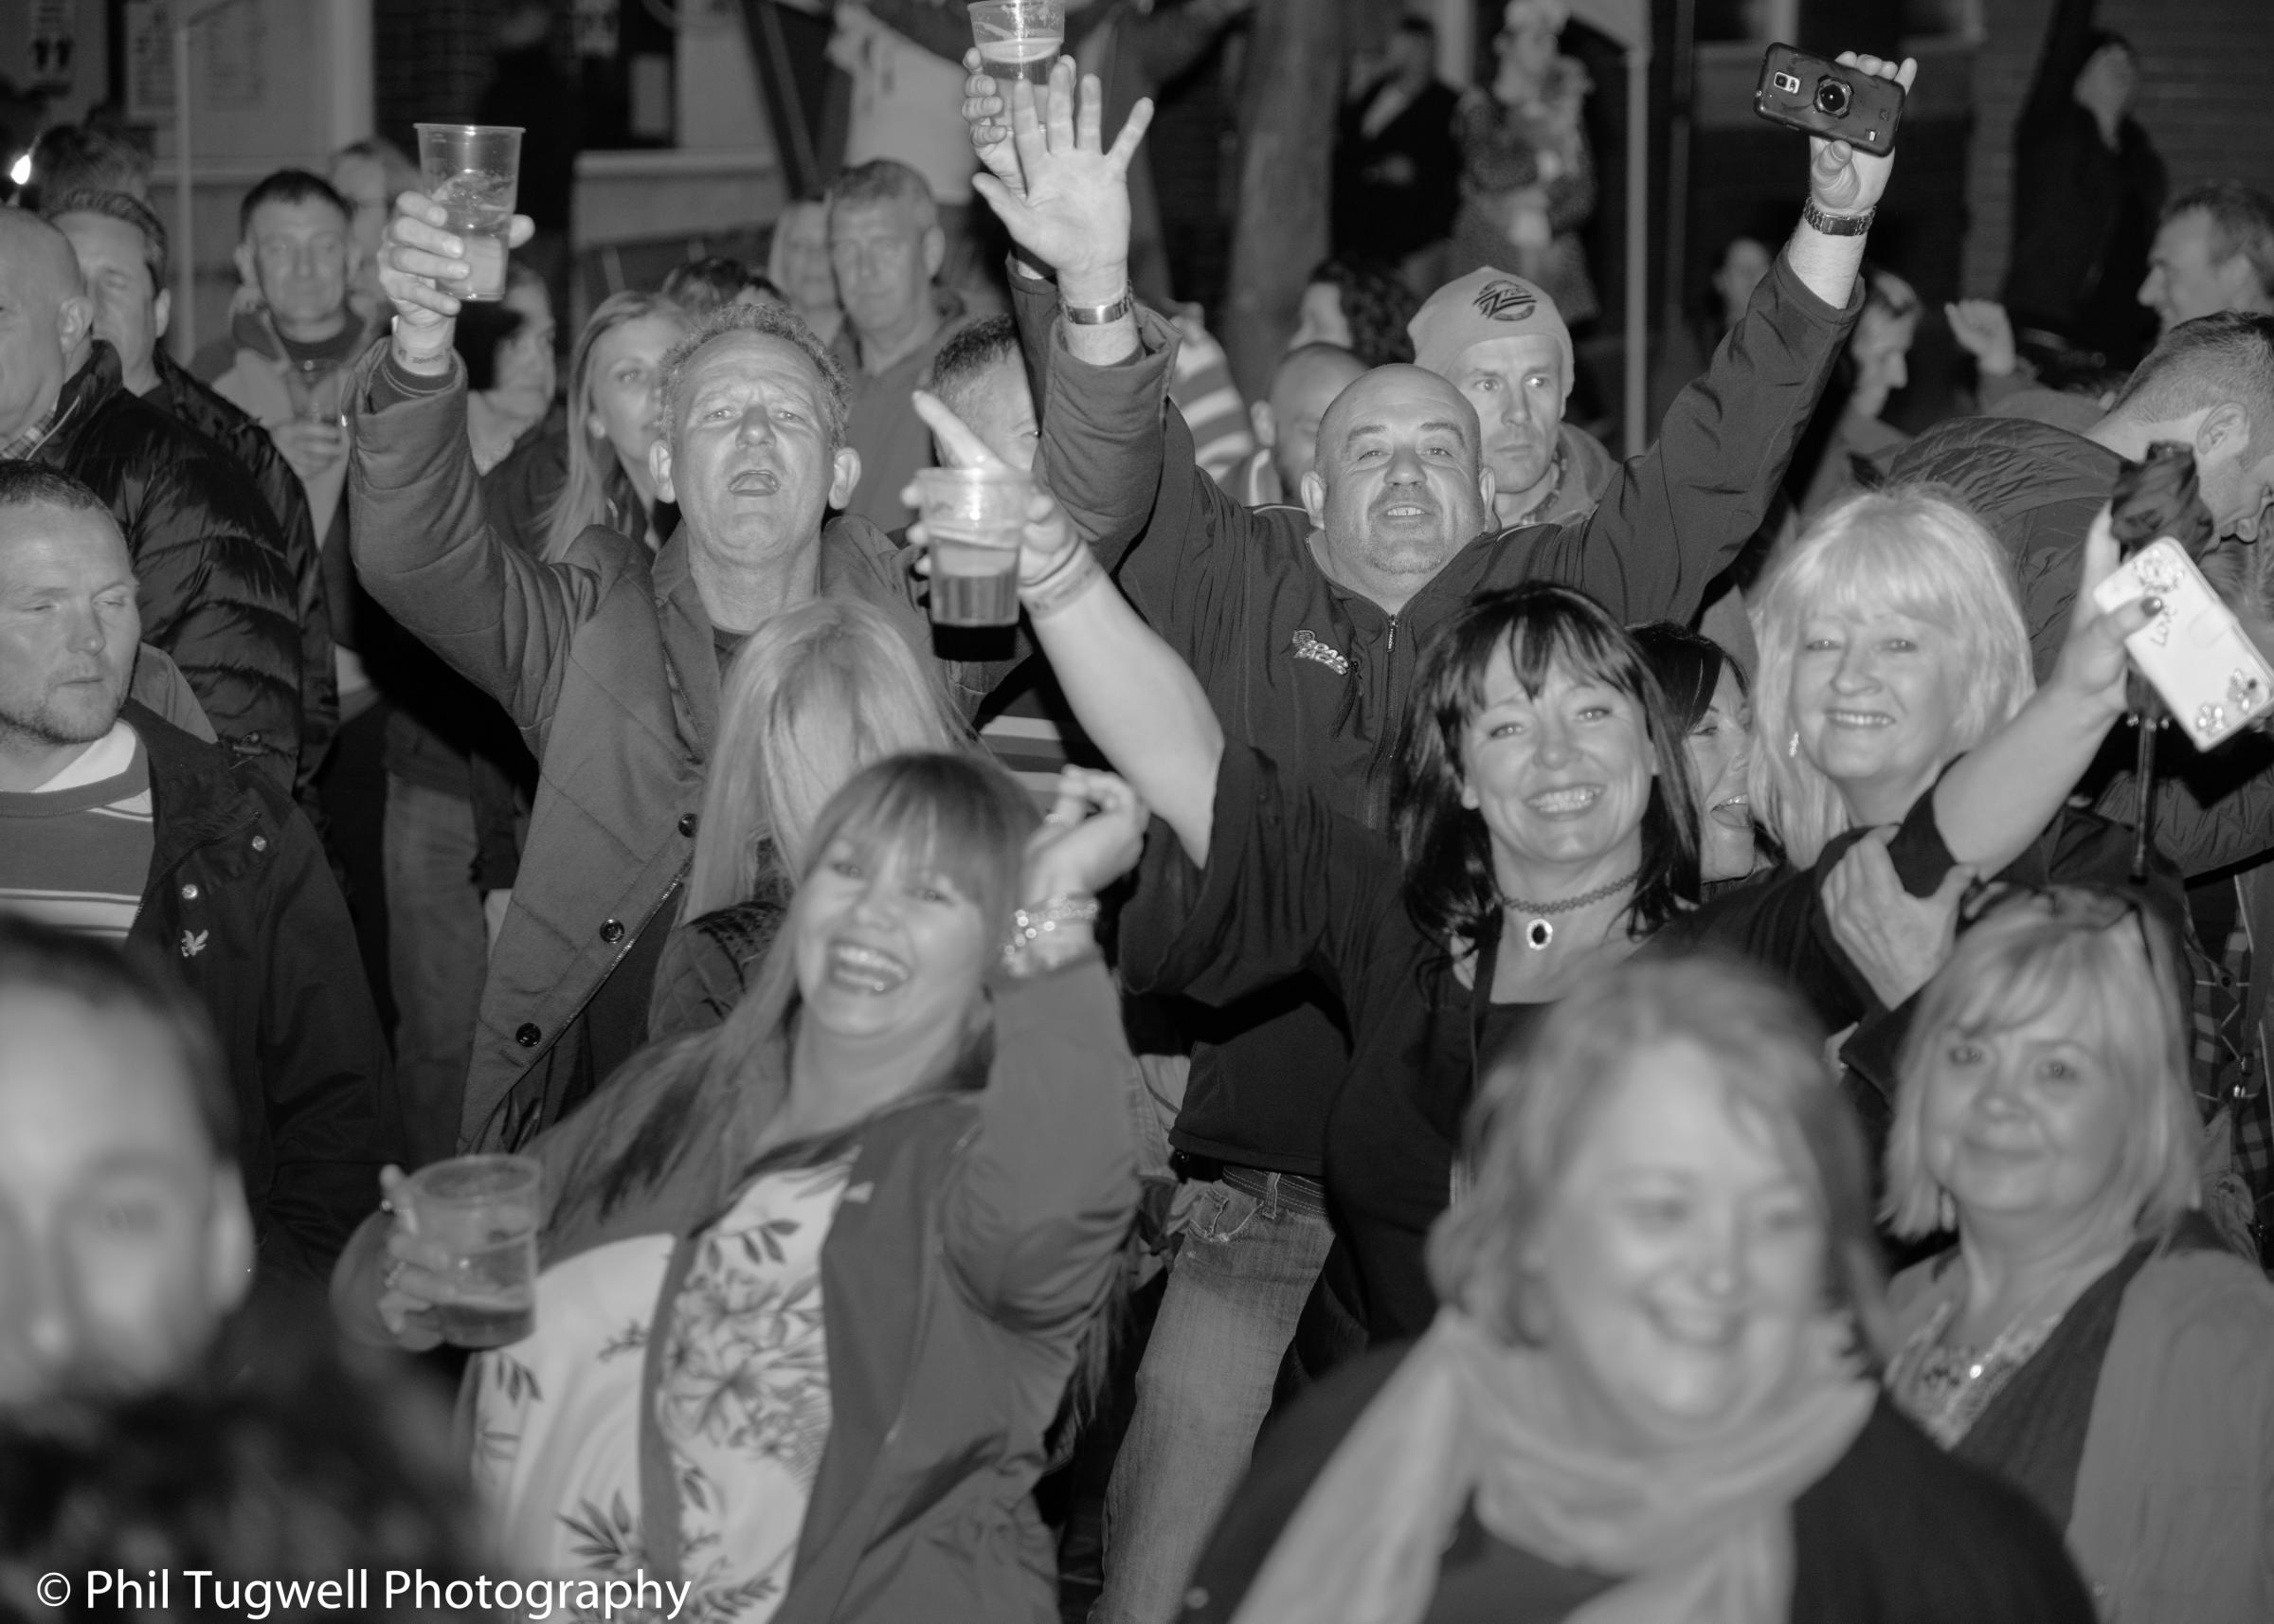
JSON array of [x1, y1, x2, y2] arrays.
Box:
[[1808, 53, 1919, 216], [1946, 298, 2018, 376], [1022, 767, 1150, 904], [378, 190, 537, 363], [969, 57, 1153, 301], [2049, 504, 2157, 717], [961, 49, 1023, 203]]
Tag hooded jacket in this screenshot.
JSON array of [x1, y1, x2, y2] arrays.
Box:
[[34, 343, 304, 795], [120, 701, 398, 1284]]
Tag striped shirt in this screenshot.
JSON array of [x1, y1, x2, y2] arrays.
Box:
[[0, 722, 155, 942], [976, 666, 1101, 810], [1168, 316, 1257, 488]]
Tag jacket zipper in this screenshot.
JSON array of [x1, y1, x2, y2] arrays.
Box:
[[1359, 616, 1400, 828]]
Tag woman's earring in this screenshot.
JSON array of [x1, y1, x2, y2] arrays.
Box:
[[1937, 1189, 1957, 1232], [1787, 731, 1800, 759]]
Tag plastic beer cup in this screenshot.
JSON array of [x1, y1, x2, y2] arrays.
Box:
[[968, 0, 1064, 86], [917, 465, 1032, 628], [414, 123, 523, 302]]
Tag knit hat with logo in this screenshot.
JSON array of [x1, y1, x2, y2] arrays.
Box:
[[1407, 269, 1574, 394]]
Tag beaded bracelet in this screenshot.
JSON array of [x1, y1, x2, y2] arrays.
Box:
[[1021, 543, 1105, 622], [1002, 893, 1103, 962]]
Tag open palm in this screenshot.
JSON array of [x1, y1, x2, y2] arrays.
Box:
[[971, 58, 1153, 291]]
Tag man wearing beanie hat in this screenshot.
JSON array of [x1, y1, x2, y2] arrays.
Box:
[[1408, 267, 1617, 527], [953, 50, 1914, 1624]]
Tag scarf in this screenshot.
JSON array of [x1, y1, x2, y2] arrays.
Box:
[[1229, 1309, 1875, 1624]]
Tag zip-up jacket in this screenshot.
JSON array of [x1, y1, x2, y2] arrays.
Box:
[[1027, 254, 1862, 1170], [122, 701, 397, 1283]]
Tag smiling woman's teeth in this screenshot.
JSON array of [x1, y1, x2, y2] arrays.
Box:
[[1825, 710, 1892, 728], [1526, 785, 1600, 814], [827, 942, 910, 992]]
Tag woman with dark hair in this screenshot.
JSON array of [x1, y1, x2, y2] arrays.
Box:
[[1288, 257, 1421, 369], [1632, 622, 1765, 887], [922, 400, 2155, 1340], [336, 752, 1146, 1620]]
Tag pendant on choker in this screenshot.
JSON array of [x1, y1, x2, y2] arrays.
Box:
[[1523, 917, 1554, 950], [1498, 867, 1643, 955]]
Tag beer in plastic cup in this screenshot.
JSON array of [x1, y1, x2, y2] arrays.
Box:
[[400, 1153, 541, 1347], [917, 465, 1031, 628], [968, 0, 1064, 85], [415, 123, 523, 302]]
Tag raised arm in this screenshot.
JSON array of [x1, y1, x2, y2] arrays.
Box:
[[1929, 507, 2152, 871], [911, 393, 1222, 862], [1517, 53, 1913, 623], [944, 772, 1143, 1327], [347, 193, 600, 736]]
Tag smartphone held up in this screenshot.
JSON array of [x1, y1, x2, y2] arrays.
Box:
[[1753, 44, 1905, 155]]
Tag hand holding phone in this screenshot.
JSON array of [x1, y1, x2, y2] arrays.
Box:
[[1755, 44, 1906, 157], [2091, 538, 2274, 749]]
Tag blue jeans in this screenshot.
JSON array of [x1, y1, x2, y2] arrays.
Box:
[[1092, 1167, 1334, 1624], [384, 775, 487, 1165]]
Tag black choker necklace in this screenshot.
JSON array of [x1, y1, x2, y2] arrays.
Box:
[[1499, 869, 1641, 949]]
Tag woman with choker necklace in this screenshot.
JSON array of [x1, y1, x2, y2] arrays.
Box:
[[992, 452, 2151, 1340], [1881, 887, 2274, 1619]]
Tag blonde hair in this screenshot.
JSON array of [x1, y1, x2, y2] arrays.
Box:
[[1748, 487, 2034, 864], [682, 598, 968, 916], [541, 291, 688, 562], [1429, 955, 1890, 1366], [1886, 888, 2202, 1241]]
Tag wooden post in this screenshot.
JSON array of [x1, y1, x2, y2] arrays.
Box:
[[1222, 0, 1345, 400]]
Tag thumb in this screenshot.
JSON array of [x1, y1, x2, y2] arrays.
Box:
[[1931, 863, 1976, 905], [970, 171, 1024, 223]]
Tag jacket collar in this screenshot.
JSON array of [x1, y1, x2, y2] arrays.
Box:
[[24, 341, 124, 466], [124, 700, 259, 878], [650, 514, 922, 762], [650, 529, 721, 763]]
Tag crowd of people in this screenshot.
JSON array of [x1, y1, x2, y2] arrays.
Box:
[[3, 3, 2274, 1621]]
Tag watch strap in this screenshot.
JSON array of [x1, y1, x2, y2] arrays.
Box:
[[1801, 198, 1877, 237], [1061, 289, 1135, 326]]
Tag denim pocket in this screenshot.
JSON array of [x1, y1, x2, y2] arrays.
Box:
[[1186, 1181, 1265, 1244]]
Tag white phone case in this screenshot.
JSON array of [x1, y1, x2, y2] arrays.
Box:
[[2090, 537, 2274, 749]]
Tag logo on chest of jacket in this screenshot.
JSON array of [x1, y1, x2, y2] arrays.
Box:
[[179, 929, 208, 959], [1290, 630, 1350, 676]]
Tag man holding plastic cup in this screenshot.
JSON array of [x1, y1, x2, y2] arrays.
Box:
[[339, 83, 1160, 1157]]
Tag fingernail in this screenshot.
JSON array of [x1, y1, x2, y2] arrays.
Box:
[[2141, 596, 2163, 616]]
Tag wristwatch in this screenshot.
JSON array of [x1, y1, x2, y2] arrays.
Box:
[[1061, 288, 1135, 326], [1801, 198, 1876, 237]]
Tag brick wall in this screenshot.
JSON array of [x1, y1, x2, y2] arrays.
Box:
[[1961, 0, 2274, 298]]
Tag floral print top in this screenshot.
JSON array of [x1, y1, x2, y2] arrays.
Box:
[[472, 1159, 855, 1623]]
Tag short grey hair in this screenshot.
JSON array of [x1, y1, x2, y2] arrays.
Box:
[[656, 299, 850, 451], [825, 159, 939, 234]]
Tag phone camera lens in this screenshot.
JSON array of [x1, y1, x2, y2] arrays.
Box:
[[1814, 78, 1851, 117]]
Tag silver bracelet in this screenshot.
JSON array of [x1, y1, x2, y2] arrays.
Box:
[[1002, 893, 1102, 962], [1020, 543, 1105, 622], [1061, 288, 1134, 326]]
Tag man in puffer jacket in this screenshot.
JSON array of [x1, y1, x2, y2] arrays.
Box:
[[0, 210, 302, 794]]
